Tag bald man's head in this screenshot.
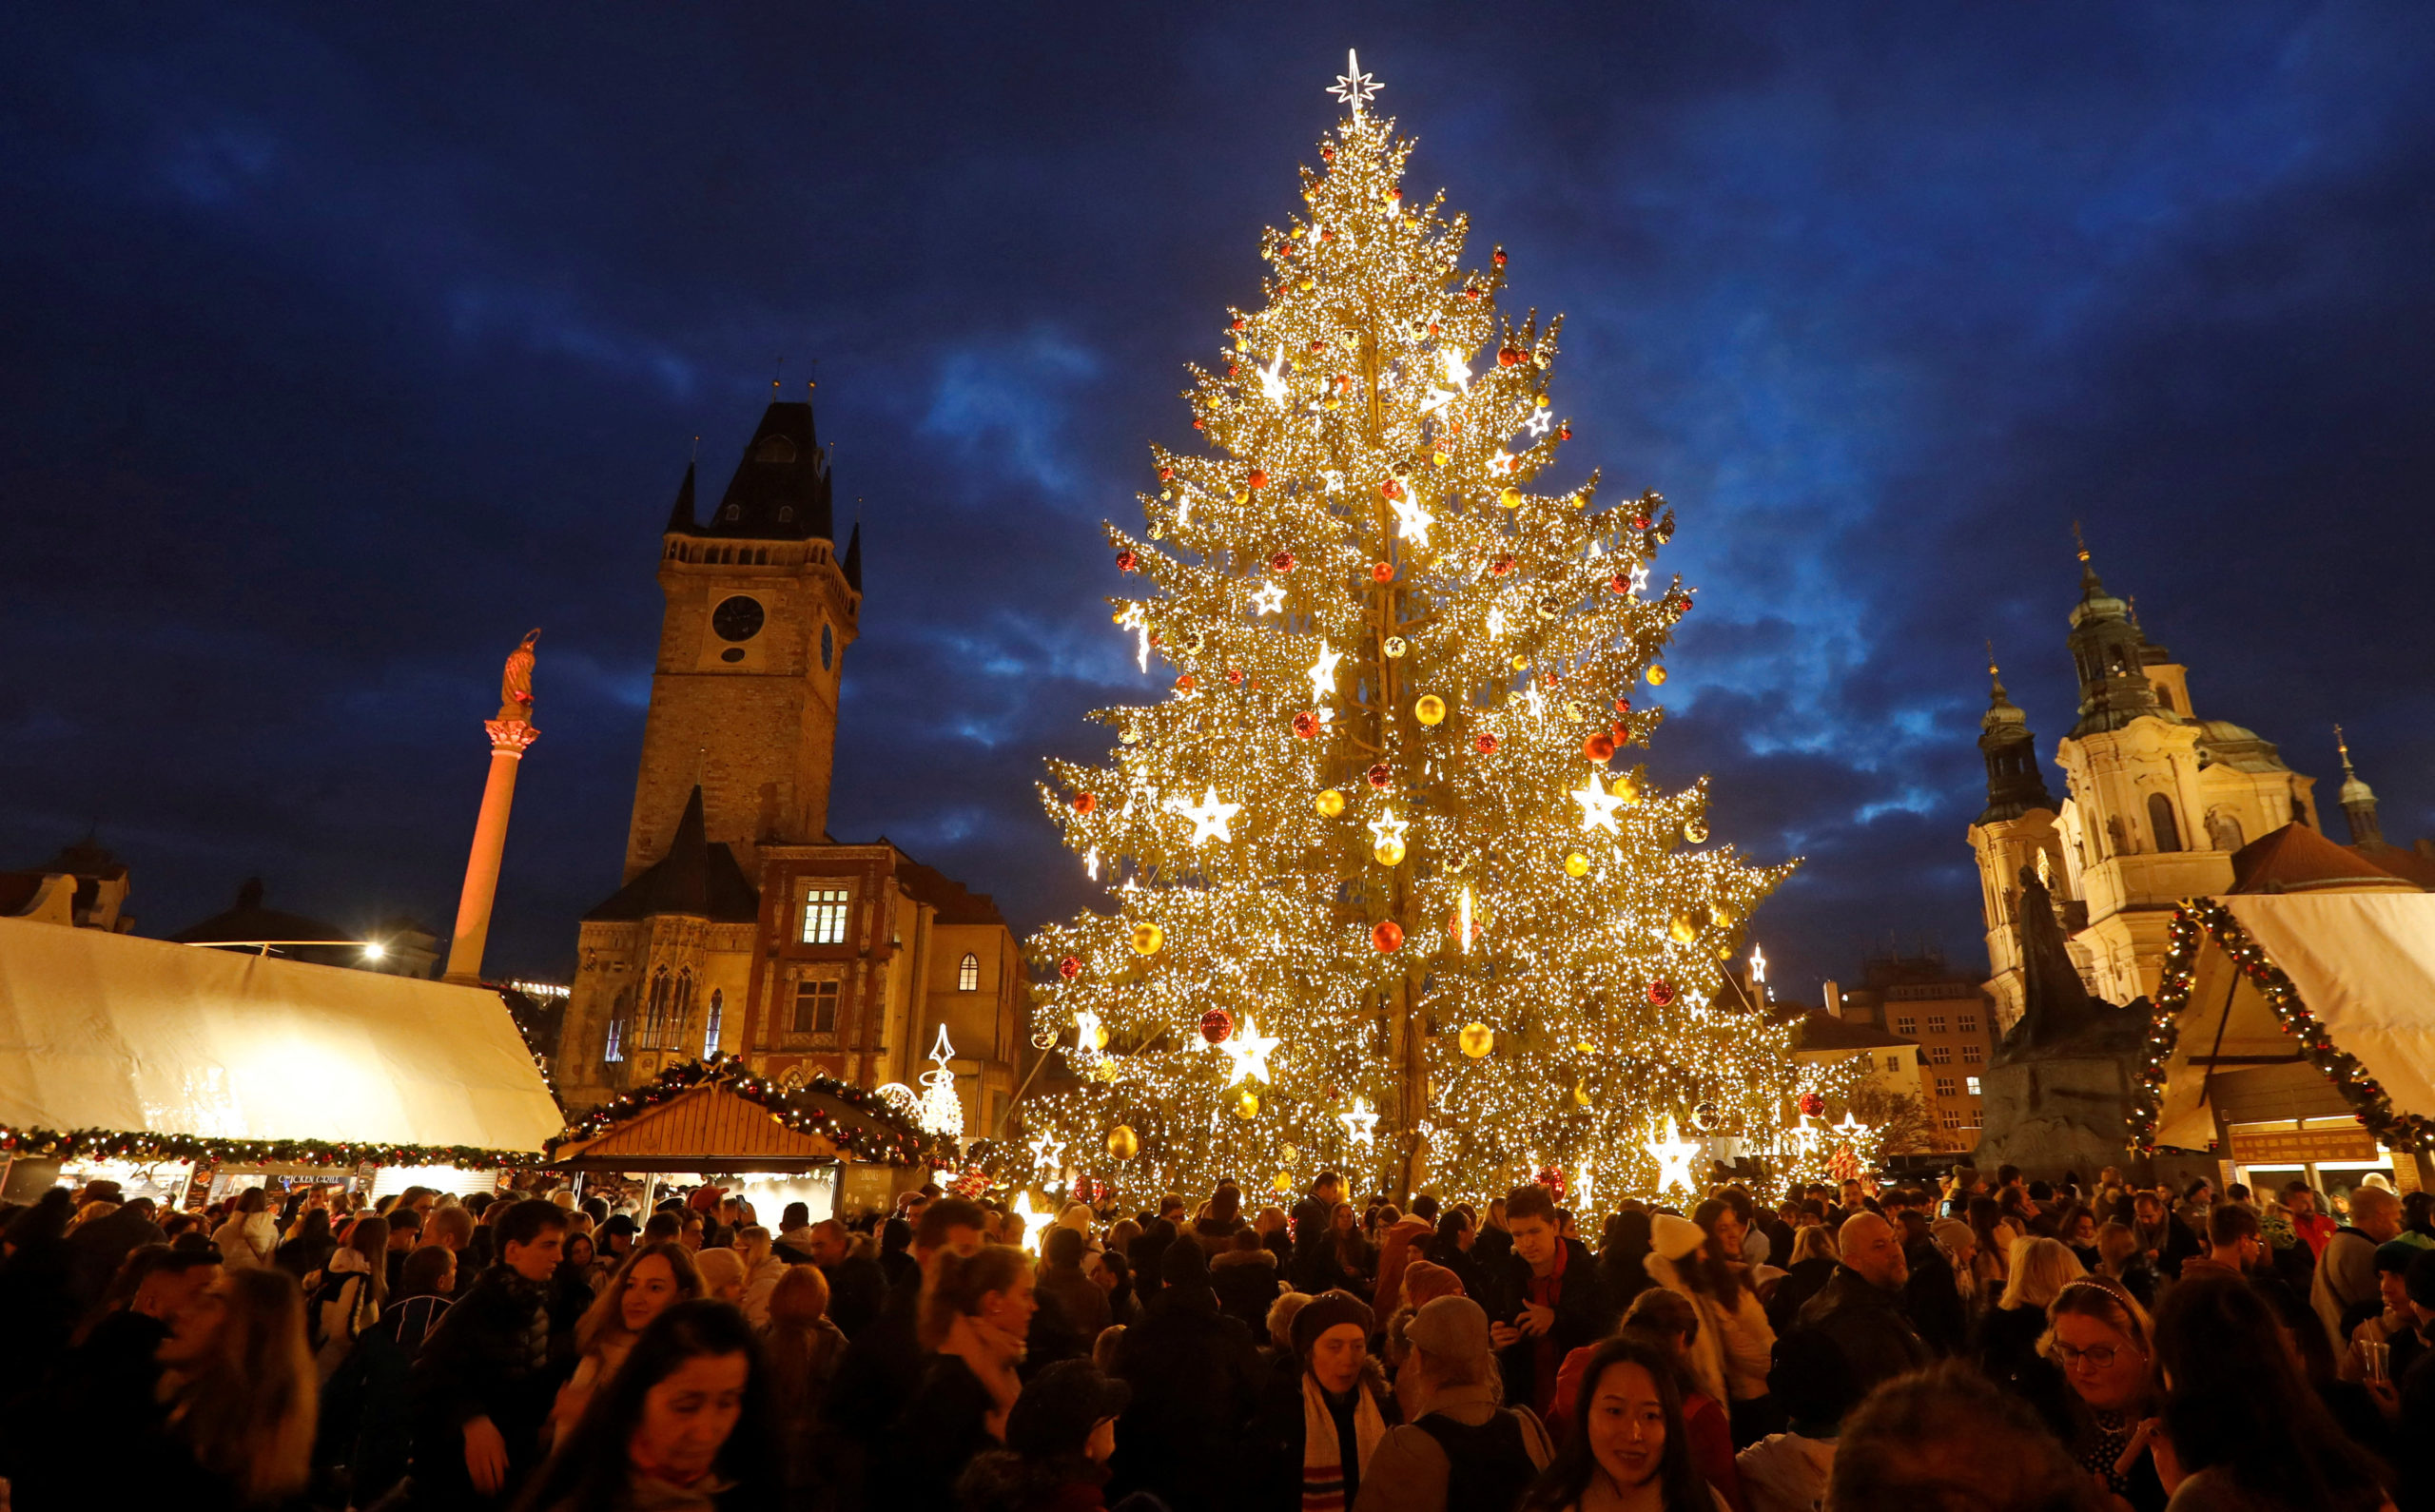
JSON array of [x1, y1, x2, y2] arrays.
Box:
[[1840, 1212, 1909, 1291]]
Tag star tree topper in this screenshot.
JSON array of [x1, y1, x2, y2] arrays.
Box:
[[1328, 48, 1381, 115]]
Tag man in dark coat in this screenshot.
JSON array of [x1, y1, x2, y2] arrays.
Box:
[[1210, 1229, 1284, 1339], [63, 1196, 166, 1310], [1897, 1210, 1967, 1357], [1110, 1237, 1261, 1512], [1489, 1182, 1611, 1419], [808, 1218, 889, 1339], [405, 1199, 569, 1510], [826, 1197, 986, 1444], [1288, 1171, 1349, 1293], [1799, 1212, 1931, 1396]]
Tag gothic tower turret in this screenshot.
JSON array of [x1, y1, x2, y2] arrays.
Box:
[[1977, 649, 2056, 825], [2335, 727, 2384, 849]]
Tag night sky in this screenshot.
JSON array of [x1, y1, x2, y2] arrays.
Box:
[[5, 5, 2430, 996]]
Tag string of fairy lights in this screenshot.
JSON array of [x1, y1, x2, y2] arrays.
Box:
[[1005, 56, 1872, 1208]]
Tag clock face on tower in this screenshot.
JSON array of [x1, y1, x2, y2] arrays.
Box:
[[711, 595, 766, 643]]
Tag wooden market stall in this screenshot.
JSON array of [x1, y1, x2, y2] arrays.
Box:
[[2129, 839, 2435, 1198], [546, 1056, 947, 1220], [0, 915, 561, 1202]]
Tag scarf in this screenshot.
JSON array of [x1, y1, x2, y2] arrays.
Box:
[[1299, 1374, 1386, 1511]]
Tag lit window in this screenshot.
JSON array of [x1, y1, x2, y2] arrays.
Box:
[[801, 886, 851, 945], [792, 979, 840, 1036], [1936, 1076, 1957, 1096], [1967, 1076, 1982, 1095], [702, 990, 723, 1058], [604, 1015, 625, 1062], [1896, 1016, 1917, 1036], [1927, 1015, 1947, 1035], [958, 952, 980, 992]]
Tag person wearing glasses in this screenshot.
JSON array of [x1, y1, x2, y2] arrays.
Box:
[[2019, 1275, 2166, 1511]]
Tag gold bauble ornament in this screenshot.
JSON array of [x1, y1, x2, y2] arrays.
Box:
[[1713, 902, 1740, 930], [1646, 666, 1668, 687], [1129, 922, 1163, 955], [1684, 819, 1709, 843], [1458, 1022, 1495, 1058], [1414, 694, 1447, 726], [1534, 393, 1549, 408], [1563, 853, 1589, 878], [1383, 636, 1408, 658], [1237, 1091, 1261, 1118], [1373, 838, 1407, 866], [1274, 1170, 1295, 1193], [1669, 913, 1699, 944], [1280, 1145, 1299, 1163], [1617, 774, 1643, 805], [1092, 1058, 1120, 1082], [1432, 451, 1450, 467], [1107, 1125, 1140, 1160], [1497, 487, 1523, 509], [1716, 943, 1735, 960], [1315, 789, 1346, 819], [1510, 654, 1529, 670]]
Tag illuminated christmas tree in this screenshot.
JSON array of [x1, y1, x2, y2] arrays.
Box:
[[1016, 55, 1864, 1208]]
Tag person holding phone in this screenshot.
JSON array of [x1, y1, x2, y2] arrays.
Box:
[[1490, 1185, 1613, 1422]]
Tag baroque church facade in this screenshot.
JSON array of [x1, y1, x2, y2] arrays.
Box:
[[1968, 542, 2355, 1026], [555, 397, 1023, 1137]]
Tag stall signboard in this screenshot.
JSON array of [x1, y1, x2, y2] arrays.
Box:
[[2229, 1126, 2380, 1166]]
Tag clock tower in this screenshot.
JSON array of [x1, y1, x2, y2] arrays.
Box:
[[624, 396, 862, 882]]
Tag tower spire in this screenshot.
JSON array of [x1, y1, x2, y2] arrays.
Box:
[[2334, 725, 2384, 848], [1977, 639, 2055, 824]]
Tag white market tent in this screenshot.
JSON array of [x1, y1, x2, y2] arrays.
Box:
[[0, 916, 562, 1162], [2140, 892, 2435, 1157]]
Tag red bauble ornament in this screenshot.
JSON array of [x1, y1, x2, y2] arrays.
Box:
[[1271, 551, 1297, 572], [1071, 792, 1097, 815], [1494, 249, 1509, 266], [1292, 711, 1320, 739], [1583, 733, 1616, 763], [1610, 721, 1630, 742], [1380, 479, 1402, 500], [1367, 763, 1393, 789], [1115, 550, 1139, 572], [1373, 921, 1405, 953], [1632, 513, 1651, 530], [1225, 668, 1243, 685], [1466, 286, 1483, 301], [1647, 980, 1675, 1007], [1799, 1092, 1826, 1117], [1159, 466, 1176, 481], [1535, 1163, 1565, 1199], [1474, 734, 1499, 755], [1059, 956, 1083, 979], [1248, 469, 1270, 489], [1193, 418, 1204, 430], [1372, 561, 1395, 583], [1199, 1007, 1235, 1044], [1226, 364, 1239, 378], [1615, 696, 1632, 715], [1498, 346, 1524, 367], [1559, 425, 1571, 440], [1175, 674, 1197, 691], [1608, 573, 1630, 594], [1491, 554, 1516, 576], [1428, 321, 1442, 337], [1230, 317, 1246, 331]]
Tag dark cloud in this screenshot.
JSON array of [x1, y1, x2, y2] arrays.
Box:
[[2, 3, 2427, 995]]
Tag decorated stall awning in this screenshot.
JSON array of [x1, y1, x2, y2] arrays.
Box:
[[549, 1056, 948, 1173], [2132, 894, 2435, 1154], [0, 916, 562, 1167]]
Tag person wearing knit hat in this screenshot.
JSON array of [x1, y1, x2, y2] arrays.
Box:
[[1353, 1295, 1554, 1511], [1643, 1201, 1779, 1437], [956, 1359, 1130, 1512], [1248, 1289, 1392, 1510], [1401, 1258, 1463, 1309]]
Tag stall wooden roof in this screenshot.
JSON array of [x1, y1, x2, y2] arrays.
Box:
[[550, 1079, 841, 1172]]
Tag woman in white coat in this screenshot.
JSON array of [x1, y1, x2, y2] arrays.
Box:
[[1644, 1207, 1777, 1447]]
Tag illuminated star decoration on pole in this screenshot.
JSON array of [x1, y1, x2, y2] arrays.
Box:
[[1027, 1132, 1066, 1181], [1339, 1095, 1379, 1145], [1218, 1016, 1281, 1083], [1367, 805, 1410, 852], [1172, 787, 1241, 846], [1387, 490, 1436, 548], [1258, 345, 1290, 406], [1645, 1115, 1702, 1197], [1251, 580, 1288, 615], [1570, 771, 1627, 833], [1328, 48, 1381, 116]]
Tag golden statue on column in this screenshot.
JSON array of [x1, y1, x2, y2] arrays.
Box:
[[444, 630, 542, 984]]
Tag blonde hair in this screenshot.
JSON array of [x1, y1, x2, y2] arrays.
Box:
[[161, 1267, 317, 1504], [575, 1241, 705, 1354], [1998, 1236, 2085, 1313], [2036, 1274, 2154, 1368], [1790, 1225, 1839, 1266], [737, 1225, 774, 1268]]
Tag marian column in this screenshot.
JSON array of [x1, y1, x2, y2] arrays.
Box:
[[443, 630, 540, 985]]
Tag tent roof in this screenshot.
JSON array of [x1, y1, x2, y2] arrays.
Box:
[[2140, 893, 2435, 1153], [549, 1057, 945, 1172], [2229, 823, 2419, 895], [0, 916, 562, 1160]]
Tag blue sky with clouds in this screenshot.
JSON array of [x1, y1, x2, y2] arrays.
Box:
[[2, 3, 2428, 994]]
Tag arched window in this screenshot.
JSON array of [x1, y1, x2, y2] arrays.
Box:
[[2153, 683, 2175, 712], [2147, 793, 2184, 853], [643, 967, 671, 1049], [672, 970, 694, 1039], [605, 988, 631, 1062], [701, 989, 724, 1059], [958, 952, 980, 992]]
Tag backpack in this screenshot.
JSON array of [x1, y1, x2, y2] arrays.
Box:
[[1414, 1407, 1541, 1512], [306, 1269, 369, 1353]]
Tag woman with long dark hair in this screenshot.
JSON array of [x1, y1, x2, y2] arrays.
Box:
[[2151, 1274, 2389, 1511], [1522, 1333, 1719, 1511], [136, 1264, 319, 1506], [1596, 1212, 1655, 1320], [886, 1244, 1035, 1508], [305, 1213, 388, 1380], [513, 1299, 775, 1512]]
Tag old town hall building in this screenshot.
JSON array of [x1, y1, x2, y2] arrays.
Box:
[[556, 396, 1022, 1135]]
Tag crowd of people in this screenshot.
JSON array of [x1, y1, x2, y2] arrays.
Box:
[[0, 1160, 2428, 1511]]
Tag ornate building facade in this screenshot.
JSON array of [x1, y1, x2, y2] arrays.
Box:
[[557, 397, 1022, 1136], [1969, 542, 2329, 1025]]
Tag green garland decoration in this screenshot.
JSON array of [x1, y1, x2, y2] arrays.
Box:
[[0, 1125, 538, 1171], [2126, 899, 2431, 1155], [551, 1054, 951, 1169]]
